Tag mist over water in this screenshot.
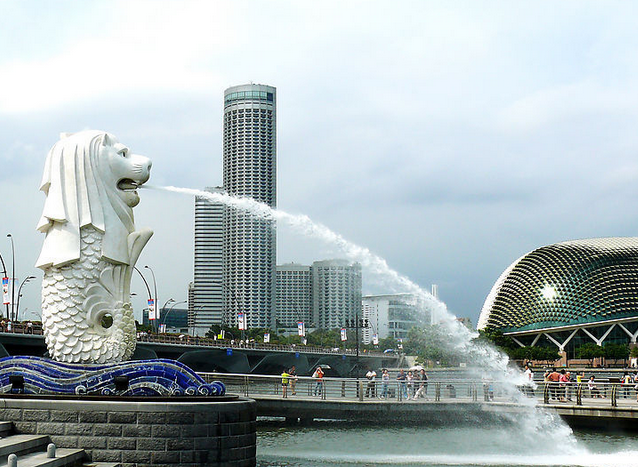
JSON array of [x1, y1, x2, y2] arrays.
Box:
[[148, 185, 600, 460]]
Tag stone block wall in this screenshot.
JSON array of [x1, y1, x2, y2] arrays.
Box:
[[0, 396, 256, 467]]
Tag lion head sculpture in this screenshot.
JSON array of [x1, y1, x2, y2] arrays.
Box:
[[36, 130, 152, 269]]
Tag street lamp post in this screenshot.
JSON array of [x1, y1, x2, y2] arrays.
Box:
[[133, 267, 153, 329], [6, 234, 15, 322], [144, 266, 158, 333], [15, 276, 36, 322], [346, 313, 370, 376], [0, 249, 9, 320], [162, 300, 187, 330]]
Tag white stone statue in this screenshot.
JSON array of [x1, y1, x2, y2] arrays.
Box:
[[35, 131, 153, 363]]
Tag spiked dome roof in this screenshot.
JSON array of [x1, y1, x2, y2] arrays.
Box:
[[477, 238, 638, 332]]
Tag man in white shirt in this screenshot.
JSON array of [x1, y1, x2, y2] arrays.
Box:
[[365, 369, 377, 398]]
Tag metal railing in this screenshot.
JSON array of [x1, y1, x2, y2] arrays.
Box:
[[137, 333, 387, 355], [199, 373, 508, 403], [199, 372, 638, 408]]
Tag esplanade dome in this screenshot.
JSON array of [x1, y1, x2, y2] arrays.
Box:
[[477, 238, 638, 332]]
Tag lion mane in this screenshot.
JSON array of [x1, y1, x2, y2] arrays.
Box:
[[35, 130, 136, 269]]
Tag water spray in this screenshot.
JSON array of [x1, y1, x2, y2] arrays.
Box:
[[146, 184, 581, 450]]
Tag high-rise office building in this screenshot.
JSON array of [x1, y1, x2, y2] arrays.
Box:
[[361, 293, 428, 343], [276, 263, 312, 328], [223, 84, 277, 328], [190, 186, 224, 335], [311, 259, 362, 329]]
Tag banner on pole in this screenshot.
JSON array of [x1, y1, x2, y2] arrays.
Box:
[[297, 321, 305, 337], [148, 299, 155, 320], [372, 333, 379, 345], [2, 278, 8, 305], [159, 323, 167, 333], [264, 333, 270, 343], [340, 328, 347, 341], [238, 313, 247, 330]]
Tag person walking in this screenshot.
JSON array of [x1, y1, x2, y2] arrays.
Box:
[[414, 368, 429, 400], [365, 368, 377, 398], [380, 369, 390, 399], [281, 369, 290, 398], [396, 369, 408, 401], [312, 366, 324, 396], [289, 366, 298, 395], [407, 371, 415, 399]]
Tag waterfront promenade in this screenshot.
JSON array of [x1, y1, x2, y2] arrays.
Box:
[[200, 372, 638, 430]]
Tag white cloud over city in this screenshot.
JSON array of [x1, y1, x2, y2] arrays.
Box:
[[2, 0, 638, 325]]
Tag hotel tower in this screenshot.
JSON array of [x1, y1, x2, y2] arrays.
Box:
[[222, 84, 277, 328]]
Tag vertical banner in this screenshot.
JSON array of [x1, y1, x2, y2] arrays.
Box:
[[2, 278, 9, 305], [158, 323, 167, 333], [297, 321, 305, 337], [148, 299, 156, 320], [217, 330, 225, 340], [264, 332, 270, 343], [340, 328, 347, 341], [238, 312, 247, 330], [372, 333, 379, 345]]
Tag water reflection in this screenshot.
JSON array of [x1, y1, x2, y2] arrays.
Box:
[[258, 420, 638, 467]]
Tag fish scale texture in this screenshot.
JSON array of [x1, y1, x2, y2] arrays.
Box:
[[42, 226, 136, 363]]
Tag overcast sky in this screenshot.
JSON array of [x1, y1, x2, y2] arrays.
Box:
[[2, 1, 638, 326]]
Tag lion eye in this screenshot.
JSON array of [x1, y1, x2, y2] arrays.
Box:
[[118, 149, 129, 158]]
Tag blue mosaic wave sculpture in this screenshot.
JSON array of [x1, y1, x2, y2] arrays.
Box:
[[0, 356, 225, 396]]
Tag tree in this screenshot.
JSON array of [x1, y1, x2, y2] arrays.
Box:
[[603, 343, 629, 365], [575, 342, 604, 366], [474, 327, 517, 351]]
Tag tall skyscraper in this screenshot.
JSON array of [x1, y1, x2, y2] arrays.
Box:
[[190, 186, 224, 335], [311, 259, 362, 329], [223, 84, 277, 328]]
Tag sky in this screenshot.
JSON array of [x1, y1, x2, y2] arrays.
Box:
[[2, 0, 638, 326]]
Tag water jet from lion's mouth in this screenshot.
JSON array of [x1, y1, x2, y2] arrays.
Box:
[[147, 183, 579, 448]]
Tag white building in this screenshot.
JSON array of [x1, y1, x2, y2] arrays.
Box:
[[222, 84, 277, 329], [311, 260, 362, 329], [361, 294, 431, 343], [190, 186, 224, 335], [275, 263, 312, 328]]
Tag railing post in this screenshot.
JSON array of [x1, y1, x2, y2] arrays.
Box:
[[341, 381, 346, 398], [543, 383, 549, 404], [359, 381, 364, 401], [576, 383, 582, 406], [611, 384, 617, 407], [472, 383, 477, 402], [244, 376, 249, 397], [435, 382, 441, 402]]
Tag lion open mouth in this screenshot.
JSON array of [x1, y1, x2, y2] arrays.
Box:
[[117, 179, 142, 192]]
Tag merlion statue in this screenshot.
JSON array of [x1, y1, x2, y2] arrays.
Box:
[[35, 131, 153, 363]]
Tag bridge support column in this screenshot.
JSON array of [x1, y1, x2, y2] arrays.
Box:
[[299, 418, 313, 426], [285, 417, 299, 425]]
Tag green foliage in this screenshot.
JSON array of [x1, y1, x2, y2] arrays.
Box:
[[575, 342, 604, 363], [630, 346, 638, 358], [403, 325, 462, 367], [474, 328, 517, 350], [509, 346, 560, 362], [603, 343, 629, 362]]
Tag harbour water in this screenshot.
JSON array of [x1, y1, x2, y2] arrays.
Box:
[[257, 421, 638, 467]]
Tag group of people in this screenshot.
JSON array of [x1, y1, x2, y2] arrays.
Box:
[[281, 365, 326, 398], [543, 368, 638, 401], [367, 368, 429, 400], [282, 366, 429, 400], [280, 365, 299, 398]]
